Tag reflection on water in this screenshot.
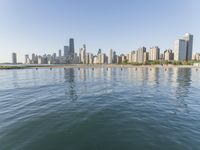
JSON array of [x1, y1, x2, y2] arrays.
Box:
[[175, 68, 191, 99], [12, 70, 18, 88], [174, 68, 192, 113], [64, 68, 78, 101], [0, 67, 200, 150]]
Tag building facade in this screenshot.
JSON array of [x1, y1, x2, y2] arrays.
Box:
[[12, 53, 17, 64], [174, 39, 187, 61], [183, 33, 193, 61], [164, 49, 174, 61], [149, 47, 160, 61], [137, 47, 146, 63]]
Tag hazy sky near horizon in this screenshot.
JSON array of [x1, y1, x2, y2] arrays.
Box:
[[0, 0, 199, 63]]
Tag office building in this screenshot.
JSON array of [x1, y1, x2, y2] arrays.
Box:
[[137, 47, 146, 63], [59, 50, 62, 58], [12, 53, 17, 64], [64, 46, 69, 57], [69, 38, 75, 60], [149, 47, 160, 61], [25, 55, 31, 64], [144, 52, 149, 62], [37, 56, 43, 64], [174, 33, 194, 61], [86, 53, 89, 64], [121, 55, 126, 63], [113, 51, 117, 63], [109, 49, 113, 64], [164, 49, 174, 61], [183, 33, 193, 61], [80, 45, 86, 64], [88, 53, 93, 64], [193, 53, 200, 61], [174, 39, 187, 61], [101, 53, 106, 64], [32, 53, 36, 64]]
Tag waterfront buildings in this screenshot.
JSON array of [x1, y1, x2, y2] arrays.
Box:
[[20, 33, 198, 65], [174, 33, 193, 61]]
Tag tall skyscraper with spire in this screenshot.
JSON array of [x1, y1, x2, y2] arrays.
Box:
[[69, 38, 75, 60]]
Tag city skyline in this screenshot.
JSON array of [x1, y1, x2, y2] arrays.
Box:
[[1, 0, 200, 63], [10, 33, 200, 65], [2, 32, 200, 64]]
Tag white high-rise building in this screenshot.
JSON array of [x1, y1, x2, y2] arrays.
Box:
[[88, 53, 93, 64], [174, 39, 187, 61], [149, 47, 160, 61], [193, 53, 200, 61], [38, 56, 43, 64], [86, 53, 89, 64], [137, 47, 146, 63], [109, 49, 113, 64], [80, 45, 86, 64], [164, 49, 174, 61], [101, 53, 106, 64]]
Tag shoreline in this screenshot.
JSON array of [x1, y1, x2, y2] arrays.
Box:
[[1, 64, 200, 70]]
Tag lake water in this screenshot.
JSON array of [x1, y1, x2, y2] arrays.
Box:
[[0, 67, 200, 150]]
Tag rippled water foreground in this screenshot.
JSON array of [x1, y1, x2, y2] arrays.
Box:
[[0, 67, 200, 150]]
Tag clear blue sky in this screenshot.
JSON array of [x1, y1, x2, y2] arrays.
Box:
[[0, 0, 199, 63]]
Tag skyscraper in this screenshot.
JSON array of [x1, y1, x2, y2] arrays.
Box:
[[174, 33, 193, 61], [149, 46, 160, 61], [109, 49, 113, 64], [12, 53, 17, 64], [164, 49, 174, 61], [113, 51, 117, 63], [174, 39, 187, 61], [64, 46, 69, 57], [80, 45, 86, 64], [183, 33, 193, 61], [25, 54, 31, 64], [59, 49, 62, 58], [97, 49, 102, 64], [137, 47, 146, 63], [69, 38, 75, 60], [97, 49, 101, 55], [32, 53, 36, 64], [88, 53, 93, 64]]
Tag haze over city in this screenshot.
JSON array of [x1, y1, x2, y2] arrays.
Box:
[[0, 0, 200, 63]]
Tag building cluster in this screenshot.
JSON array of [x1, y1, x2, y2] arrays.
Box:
[[11, 33, 200, 64], [24, 38, 77, 65]]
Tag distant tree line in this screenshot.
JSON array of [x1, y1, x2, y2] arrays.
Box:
[[122, 60, 200, 66]]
